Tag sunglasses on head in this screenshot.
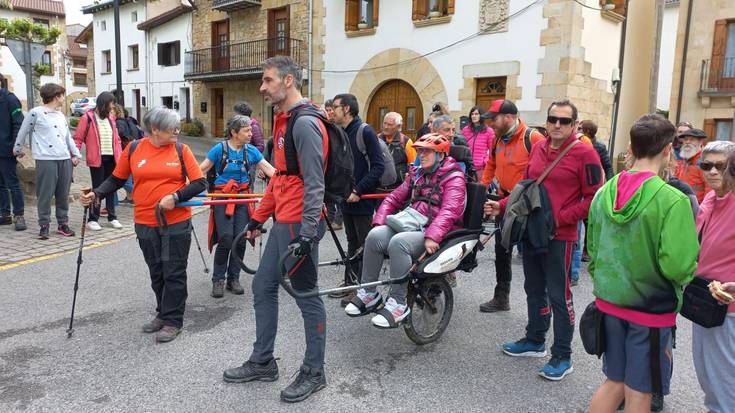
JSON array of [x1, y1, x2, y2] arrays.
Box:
[[547, 116, 574, 126], [699, 161, 727, 172]]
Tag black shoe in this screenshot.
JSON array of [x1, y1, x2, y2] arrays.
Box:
[[280, 366, 326, 403], [479, 297, 510, 313], [226, 279, 245, 295], [211, 280, 225, 298], [13, 216, 26, 231], [57, 223, 75, 237], [223, 359, 279, 383], [38, 225, 49, 240], [0, 215, 11, 225], [651, 393, 664, 412]]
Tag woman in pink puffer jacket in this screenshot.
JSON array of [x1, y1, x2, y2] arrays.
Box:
[[344, 133, 466, 328], [461, 106, 495, 172]]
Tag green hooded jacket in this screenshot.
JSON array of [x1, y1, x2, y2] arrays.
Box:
[[587, 173, 699, 313]]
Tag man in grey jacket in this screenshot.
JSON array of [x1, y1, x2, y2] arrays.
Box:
[[14, 83, 81, 239]]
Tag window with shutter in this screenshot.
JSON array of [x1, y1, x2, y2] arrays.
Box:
[[599, 0, 626, 16], [709, 20, 735, 91], [414, 0, 454, 21], [345, 0, 379, 31]]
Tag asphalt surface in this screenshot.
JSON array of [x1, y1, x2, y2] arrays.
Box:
[[0, 212, 705, 412]]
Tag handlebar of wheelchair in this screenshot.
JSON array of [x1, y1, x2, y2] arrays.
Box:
[[195, 192, 389, 200], [231, 226, 267, 275], [278, 250, 425, 299]]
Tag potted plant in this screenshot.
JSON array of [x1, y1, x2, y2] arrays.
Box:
[[357, 18, 369, 29], [429, 4, 442, 18]]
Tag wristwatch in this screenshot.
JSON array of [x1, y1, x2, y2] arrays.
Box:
[[171, 192, 180, 203]]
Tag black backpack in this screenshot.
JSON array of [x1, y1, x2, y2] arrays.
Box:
[[283, 104, 354, 203], [388, 139, 408, 185], [491, 126, 534, 161], [205, 141, 253, 192]]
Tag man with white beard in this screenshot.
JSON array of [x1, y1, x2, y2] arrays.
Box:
[[675, 128, 711, 203]]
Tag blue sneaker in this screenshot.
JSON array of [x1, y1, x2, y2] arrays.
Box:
[[539, 356, 573, 381], [502, 338, 547, 357]]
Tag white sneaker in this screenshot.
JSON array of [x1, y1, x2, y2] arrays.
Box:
[[86, 221, 102, 231], [371, 297, 410, 328], [109, 219, 123, 229], [344, 289, 382, 316]]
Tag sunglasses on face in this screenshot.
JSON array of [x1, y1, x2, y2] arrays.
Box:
[[699, 161, 727, 172], [547, 116, 574, 126]]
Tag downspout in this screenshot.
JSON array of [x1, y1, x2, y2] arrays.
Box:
[[674, 0, 694, 124], [608, 0, 630, 155], [307, 0, 313, 99]]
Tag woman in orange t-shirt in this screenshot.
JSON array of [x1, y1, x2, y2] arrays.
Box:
[[80, 107, 206, 343]]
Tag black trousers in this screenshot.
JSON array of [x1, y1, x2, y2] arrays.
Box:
[[135, 220, 192, 328], [493, 216, 513, 298], [343, 213, 373, 284], [89, 155, 117, 221]]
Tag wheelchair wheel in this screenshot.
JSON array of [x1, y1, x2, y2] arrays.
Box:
[[404, 276, 454, 345]]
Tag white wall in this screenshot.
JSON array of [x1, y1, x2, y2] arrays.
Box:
[[580, 0, 623, 93], [92, 2, 147, 111], [147, 13, 193, 120], [656, 4, 679, 111], [322, 0, 546, 114]]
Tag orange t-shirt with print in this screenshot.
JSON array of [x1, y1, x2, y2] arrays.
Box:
[[112, 138, 204, 226]]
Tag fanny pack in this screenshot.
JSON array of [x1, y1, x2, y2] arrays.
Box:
[[385, 207, 428, 233], [680, 276, 727, 328], [579, 301, 606, 358]]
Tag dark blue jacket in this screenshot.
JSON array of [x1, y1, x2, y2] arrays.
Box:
[[341, 116, 384, 216], [0, 88, 23, 158]]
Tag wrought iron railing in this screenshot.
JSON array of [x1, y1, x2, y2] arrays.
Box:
[[700, 57, 735, 93], [185, 37, 302, 78]]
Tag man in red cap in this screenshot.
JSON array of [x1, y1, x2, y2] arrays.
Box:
[[479, 99, 545, 313]]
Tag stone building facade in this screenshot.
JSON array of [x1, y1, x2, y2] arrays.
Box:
[[188, 0, 325, 138], [669, 0, 735, 141]]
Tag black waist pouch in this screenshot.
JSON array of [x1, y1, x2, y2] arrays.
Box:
[[579, 301, 606, 358], [680, 276, 727, 328]]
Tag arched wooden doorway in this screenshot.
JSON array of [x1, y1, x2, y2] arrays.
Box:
[[366, 79, 423, 140]]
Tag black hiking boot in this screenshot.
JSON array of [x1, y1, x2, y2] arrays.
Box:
[[211, 280, 225, 298], [479, 296, 510, 313], [223, 359, 279, 383], [280, 365, 327, 403], [0, 215, 11, 225], [226, 279, 244, 295], [38, 224, 49, 240], [14, 215, 26, 231]]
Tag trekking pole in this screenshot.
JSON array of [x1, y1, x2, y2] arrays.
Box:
[[191, 225, 210, 274], [67, 187, 92, 338]]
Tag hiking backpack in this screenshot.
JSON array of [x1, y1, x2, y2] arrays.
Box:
[[491, 126, 534, 161], [205, 141, 254, 192], [355, 123, 397, 188], [387, 139, 408, 186], [283, 105, 354, 204]]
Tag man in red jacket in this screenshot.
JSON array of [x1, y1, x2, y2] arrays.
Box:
[[486, 99, 603, 381]]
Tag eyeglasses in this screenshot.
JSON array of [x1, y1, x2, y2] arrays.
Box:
[[547, 116, 574, 126], [699, 161, 727, 172]]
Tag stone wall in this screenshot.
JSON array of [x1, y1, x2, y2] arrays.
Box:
[[536, 0, 615, 141], [86, 31, 96, 97]]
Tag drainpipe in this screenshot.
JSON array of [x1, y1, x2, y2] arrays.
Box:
[[608, 0, 630, 156], [674, 0, 694, 124], [307, 0, 313, 99]]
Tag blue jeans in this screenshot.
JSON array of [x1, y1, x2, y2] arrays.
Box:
[[123, 176, 133, 193], [570, 221, 583, 283], [0, 157, 24, 216]]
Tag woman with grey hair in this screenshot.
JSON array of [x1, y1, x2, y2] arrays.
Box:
[[80, 106, 207, 343], [199, 114, 275, 298], [693, 140, 735, 413]]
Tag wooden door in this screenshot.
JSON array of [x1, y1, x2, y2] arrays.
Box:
[[211, 20, 230, 72], [475, 77, 507, 111], [213, 88, 224, 135], [268, 7, 290, 57], [366, 79, 424, 140]]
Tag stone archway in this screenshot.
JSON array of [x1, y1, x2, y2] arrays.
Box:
[[349, 48, 448, 130]]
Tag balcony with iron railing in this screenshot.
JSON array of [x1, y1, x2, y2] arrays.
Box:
[[185, 37, 302, 81], [699, 57, 735, 96], [212, 0, 261, 12]]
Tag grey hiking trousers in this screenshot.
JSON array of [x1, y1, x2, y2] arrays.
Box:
[[35, 159, 73, 226]]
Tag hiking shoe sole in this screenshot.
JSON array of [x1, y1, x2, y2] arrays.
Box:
[[539, 365, 574, 381], [280, 382, 326, 403], [502, 349, 547, 358], [223, 373, 279, 383]]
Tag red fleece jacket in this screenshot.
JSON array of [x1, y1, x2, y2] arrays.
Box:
[[501, 134, 603, 241]]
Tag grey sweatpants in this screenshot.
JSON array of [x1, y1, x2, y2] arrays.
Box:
[[249, 221, 326, 370], [692, 315, 735, 413], [35, 159, 73, 226], [361, 225, 425, 305]]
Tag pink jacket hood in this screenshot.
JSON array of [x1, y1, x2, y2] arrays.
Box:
[[374, 156, 466, 243]]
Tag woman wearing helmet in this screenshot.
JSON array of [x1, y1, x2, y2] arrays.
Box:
[[344, 133, 467, 328]]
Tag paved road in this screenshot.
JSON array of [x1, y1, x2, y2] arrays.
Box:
[[0, 212, 705, 412]]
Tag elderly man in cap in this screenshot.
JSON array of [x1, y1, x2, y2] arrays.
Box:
[[675, 128, 711, 203], [479, 99, 545, 313]]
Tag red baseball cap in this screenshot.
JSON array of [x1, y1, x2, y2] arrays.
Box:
[[482, 99, 518, 119]]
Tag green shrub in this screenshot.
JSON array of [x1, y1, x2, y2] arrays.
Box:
[[69, 117, 79, 127], [181, 119, 203, 137]]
